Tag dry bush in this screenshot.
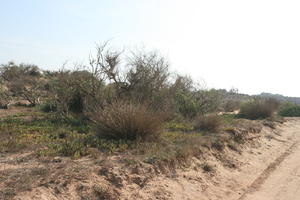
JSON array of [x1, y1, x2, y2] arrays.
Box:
[[223, 100, 240, 112], [264, 98, 280, 113], [239, 98, 279, 120], [194, 114, 222, 132], [49, 43, 223, 120], [89, 101, 163, 141], [49, 43, 172, 116], [90, 43, 176, 112], [0, 85, 10, 109]]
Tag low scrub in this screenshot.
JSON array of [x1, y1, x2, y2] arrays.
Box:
[[39, 102, 57, 113], [279, 105, 300, 117], [223, 100, 240, 112], [89, 101, 163, 141], [239, 98, 279, 120], [194, 114, 222, 132]]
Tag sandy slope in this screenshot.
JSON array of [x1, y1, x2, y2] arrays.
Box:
[[1, 118, 300, 200], [123, 118, 300, 200]]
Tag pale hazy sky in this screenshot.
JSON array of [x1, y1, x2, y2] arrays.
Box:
[[1, 0, 299, 96]]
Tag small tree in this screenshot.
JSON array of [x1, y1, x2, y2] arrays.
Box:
[[0, 62, 44, 106], [89, 43, 172, 110]]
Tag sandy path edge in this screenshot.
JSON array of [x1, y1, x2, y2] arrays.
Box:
[[239, 140, 300, 199], [3, 118, 300, 200], [120, 118, 300, 200]]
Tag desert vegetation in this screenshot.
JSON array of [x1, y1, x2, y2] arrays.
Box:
[[0, 43, 289, 165], [194, 114, 222, 132], [279, 103, 300, 117], [238, 98, 280, 120], [1, 43, 297, 200]]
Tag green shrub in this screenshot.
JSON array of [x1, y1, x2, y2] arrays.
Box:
[[174, 92, 199, 119], [0, 63, 45, 106], [174, 89, 222, 119], [279, 105, 300, 117], [239, 98, 279, 120], [68, 90, 84, 113], [39, 102, 57, 113], [90, 101, 163, 141], [194, 114, 222, 132]]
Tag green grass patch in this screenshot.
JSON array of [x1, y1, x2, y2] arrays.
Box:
[[279, 105, 300, 117], [221, 114, 237, 125], [0, 114, 90, 154], [164, 122, 194, 132], [0, 109, 241, 165]]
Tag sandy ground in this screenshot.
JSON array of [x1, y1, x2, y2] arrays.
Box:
[[239, 119, 300, 200], [124, 118, 300, 200], [1, 118, 300, 200]]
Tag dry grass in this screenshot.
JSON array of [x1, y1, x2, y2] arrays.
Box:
[[239, 98, 279, 120], [194, 114, 222, 132], [89, 101, 164, 141]]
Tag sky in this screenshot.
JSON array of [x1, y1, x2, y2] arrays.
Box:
[[1, 0, 300, 96]]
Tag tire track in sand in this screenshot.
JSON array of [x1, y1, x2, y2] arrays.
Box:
[[238, 140, 300, 200]]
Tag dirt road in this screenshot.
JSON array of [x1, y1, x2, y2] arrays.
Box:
[[239, 123, 300, 200], [130, 118, 300, 200]]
